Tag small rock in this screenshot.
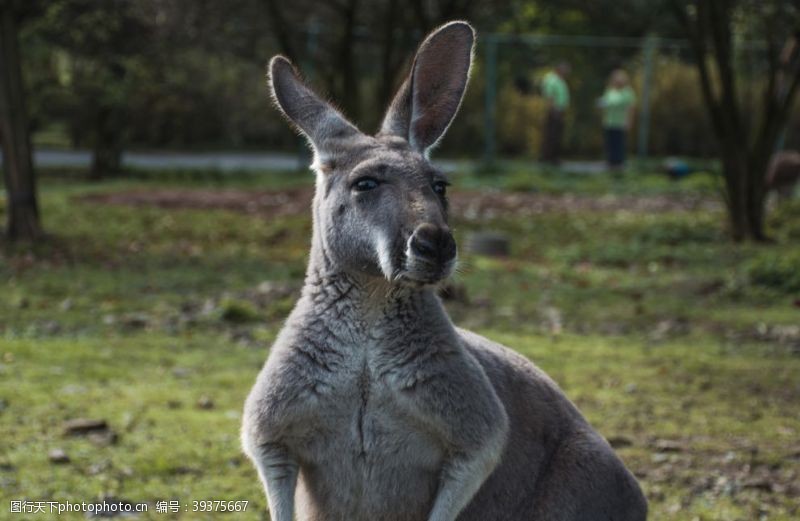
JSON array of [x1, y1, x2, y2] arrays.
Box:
[[121, 313, 150, 329], [171, 367, 190, 379], [61, 384, 87, 395], [742, 478, 774, 492], [196, 396, 214, 410], [59, 298, 74, 311], [256, 281, 284, 296], [40, 320, 62, 335], [653, 439, 685, 453], [49, 448, 70, 464], [722, 451, 737, 463], [63, 418, 108, 436], [200, 298, 217, 317], [467, 231, 511, 257], [541, 306, 563, 336], [607, 436, 634, 449], [88, 430, 119, 446], [651, 453, 670, 464], [172, 466, 202, 475], [649, 318, 690, 341], [88, 461, 110, 475]]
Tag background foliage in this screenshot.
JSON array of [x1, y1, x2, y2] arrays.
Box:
[[17, 0, 797, 159]]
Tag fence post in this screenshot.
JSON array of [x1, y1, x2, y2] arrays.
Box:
[[637, 35, 657, 160], [483, 34, 498, 166]]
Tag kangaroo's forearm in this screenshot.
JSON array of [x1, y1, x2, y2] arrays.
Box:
[[427, 431, 506, 521], [254, 443, 298, 521]]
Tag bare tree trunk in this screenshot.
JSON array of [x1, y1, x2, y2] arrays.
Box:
[[0, 5, 41, 241], [262, 0, 299, 60], [335, 0, 360, 121], [377, 0, 401, 115], [721, 156, 750, 241], [670, 0, 800, 242]]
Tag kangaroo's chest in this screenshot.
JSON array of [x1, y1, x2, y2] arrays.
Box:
[[281, 347, 443, 519], [293, 351, 441, 467]]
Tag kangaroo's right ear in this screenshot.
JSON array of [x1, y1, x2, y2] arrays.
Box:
[[379, 21, 475, 155], [269, 56, 360, 160]]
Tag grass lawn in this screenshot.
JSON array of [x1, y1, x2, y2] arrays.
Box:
[[1, 166, 799, 520]]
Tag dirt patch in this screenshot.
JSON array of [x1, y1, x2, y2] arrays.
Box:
[[452, 191, 720, 220], [633, 437, 800, 513], [79, 188, 720, 220], [80, 188, 314, 219]]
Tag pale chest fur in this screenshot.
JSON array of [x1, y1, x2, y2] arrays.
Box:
[[287, 342, 443, 462], [272, 336, 446, 520]]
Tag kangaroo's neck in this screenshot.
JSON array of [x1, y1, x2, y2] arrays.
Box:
[[299, 233, 452, 337]]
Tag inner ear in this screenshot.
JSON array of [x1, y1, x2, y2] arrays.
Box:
[[379, 22, 475, 154]]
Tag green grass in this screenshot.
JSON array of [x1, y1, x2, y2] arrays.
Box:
[[1, 168, 799, 520]]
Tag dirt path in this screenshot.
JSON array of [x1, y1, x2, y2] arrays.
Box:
[[80, 188, 720, 220]]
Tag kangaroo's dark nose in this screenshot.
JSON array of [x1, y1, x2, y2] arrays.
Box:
[[410, 223, 456, 265]]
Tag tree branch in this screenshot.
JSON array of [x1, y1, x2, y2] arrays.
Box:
[[669, 0, 725, 136], [705, 0, 741, 137], [262, 0, 298, 60]]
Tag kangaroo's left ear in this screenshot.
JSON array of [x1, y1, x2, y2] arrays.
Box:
[[379, 21, 475, 155], [268, 55, 361, 160]]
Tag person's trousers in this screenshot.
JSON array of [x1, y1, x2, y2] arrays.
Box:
[[541, 109, 565, 164], [604, 127, 626, 167]]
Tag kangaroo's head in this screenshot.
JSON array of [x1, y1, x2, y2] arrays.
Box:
[[269, 21, 474, 286]]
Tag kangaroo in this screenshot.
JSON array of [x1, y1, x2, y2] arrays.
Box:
[[242, 21, 647, 521]]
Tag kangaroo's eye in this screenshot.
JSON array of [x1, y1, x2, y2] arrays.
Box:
[[352, 177, 380, 192], [432, 181, 449, 197]]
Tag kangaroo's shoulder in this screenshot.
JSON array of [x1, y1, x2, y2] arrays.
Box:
[[455, 327, 578, 408], [455, 327, 547, 377]]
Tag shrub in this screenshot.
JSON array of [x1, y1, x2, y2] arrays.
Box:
[[637, 57, 716, 157], [494, 82, 549, 156], [634, 219, 722, 245], [745, 251, 800, 293], [218, 298, 261, 323]]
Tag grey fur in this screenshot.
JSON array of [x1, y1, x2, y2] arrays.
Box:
[[242, 21, 647, 521]]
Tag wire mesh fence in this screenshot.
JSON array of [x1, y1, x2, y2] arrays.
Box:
[[222, 26, 798, 167], [469, 33, 786, 166]]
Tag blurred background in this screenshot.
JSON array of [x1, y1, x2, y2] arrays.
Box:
[[1, 1, 799, 520], [7, 0, 800, 168]]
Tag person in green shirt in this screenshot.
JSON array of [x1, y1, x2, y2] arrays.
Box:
[[540, 62, 570, 164], [598, 69, 636, 169]]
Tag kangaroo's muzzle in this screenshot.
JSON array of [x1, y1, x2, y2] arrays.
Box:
[[405, 223, 457, 283]]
